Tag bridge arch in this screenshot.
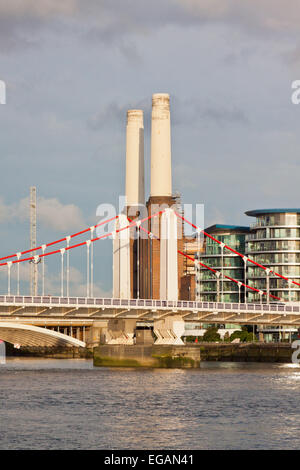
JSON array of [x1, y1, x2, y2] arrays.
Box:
[[0, 322, 86, 348]]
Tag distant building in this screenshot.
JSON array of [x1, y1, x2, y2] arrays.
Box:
[[245, 209, 300, 302], [182, 225, 249, 303], [199, 225, 249, 303]]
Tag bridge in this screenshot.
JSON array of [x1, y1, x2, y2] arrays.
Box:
[[0, 208, 299, 347], [0, 294, 299, 324]]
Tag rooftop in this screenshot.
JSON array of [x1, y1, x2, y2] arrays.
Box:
[[245, 209, 300, 217], [205, 224, 250, 233]]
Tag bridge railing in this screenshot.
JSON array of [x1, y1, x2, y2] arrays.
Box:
[[0, 295, 299, 314]]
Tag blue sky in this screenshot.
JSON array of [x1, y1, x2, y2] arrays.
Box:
[[0, 0, 300, 295]]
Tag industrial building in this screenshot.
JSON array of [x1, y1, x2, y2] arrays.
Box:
[[113, 92, 300, 343]]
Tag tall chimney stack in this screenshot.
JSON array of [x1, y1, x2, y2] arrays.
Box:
[[125, 109, 144, 207], [150, 93, 172, 197]]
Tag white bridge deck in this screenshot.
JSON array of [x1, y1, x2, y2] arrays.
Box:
[[0, 295, 299, 325]]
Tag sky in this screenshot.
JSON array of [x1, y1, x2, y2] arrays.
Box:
[[0, 0, 300, 295]]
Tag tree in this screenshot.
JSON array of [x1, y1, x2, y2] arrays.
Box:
[[223, 331, 230, 342], [203, 326, 221, 342], [230, 330, 256, 342]]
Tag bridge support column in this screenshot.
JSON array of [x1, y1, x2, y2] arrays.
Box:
[[154, 315, 185, 345], [113, 214, 131, 299], [160, 208, 178, 301], [85, 322, 107, 348], [106, 319, 136, 345]]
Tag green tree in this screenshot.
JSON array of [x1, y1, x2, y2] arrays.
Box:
[[223, 331, 230, 342], [203, 326, 221, 342], [230, 330, 256, 342]]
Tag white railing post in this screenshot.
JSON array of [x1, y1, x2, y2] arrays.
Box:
[[216, 271, 221, 302], [90, 227, 95, 298], [7, 261, 12, 295], [86, 240, 91, 298], [136, 221, 141, 299], [60, 248, 65, 297], [243, 256, 247, 303], [220, 242, 225, 302], [16, 253, 21, 295], [66, 236, 70, 298], [41, 245, 46, 296], [266, 268, 270, 304], [34, 255, 39, 294], [196, 227, 201, 301], [238, 281, 242, 304]]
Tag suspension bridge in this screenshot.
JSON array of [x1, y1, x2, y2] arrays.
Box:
[[0, 208, 299, 348]]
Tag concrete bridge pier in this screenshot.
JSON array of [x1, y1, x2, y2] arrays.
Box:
[[154, 315, 185, 345], [106, 319, 136, 345], [84, 321, 108, 348]]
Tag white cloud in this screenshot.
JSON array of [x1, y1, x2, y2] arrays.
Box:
[[0, 196, 86, 232], [38, 197, 86, 231], [0, 1, 78, 18], [0, 198, 9, 220], [178, 0, 300, 33]]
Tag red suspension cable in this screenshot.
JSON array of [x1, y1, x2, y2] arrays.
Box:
[[0, 215, 119, 262], [0, 210, 164, 267]]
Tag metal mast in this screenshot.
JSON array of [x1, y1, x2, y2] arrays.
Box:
[[30, 186, 37, 296]]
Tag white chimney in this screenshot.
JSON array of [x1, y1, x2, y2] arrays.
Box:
[[125, 109, 144, 207], [150, 93, 172, 197]]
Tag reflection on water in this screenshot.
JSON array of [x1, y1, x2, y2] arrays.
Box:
[[1, 359, 300, 449]]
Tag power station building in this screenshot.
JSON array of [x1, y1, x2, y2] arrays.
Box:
[[113, 92, 300, 312], [109, 93, 300, 344], [114, 93, 185, 303]]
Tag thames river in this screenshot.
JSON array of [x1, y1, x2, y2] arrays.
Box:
[[1, 359, 300, 449]]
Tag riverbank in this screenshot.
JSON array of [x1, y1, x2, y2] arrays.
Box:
[[93, 342, 294, 367], [4, 342, 294, 364], [198, 342, 292, 362], [5, 343, 92, 359]]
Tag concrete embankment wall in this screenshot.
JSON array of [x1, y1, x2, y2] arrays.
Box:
[[94, 343, 294, 368], [5, 343, 92, 359], [94, 344, 201, 368], [199, 342, 293, 363], [5, 342, 294, 364]]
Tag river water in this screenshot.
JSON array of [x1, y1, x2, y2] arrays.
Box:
[[0, 359, 300, 449]]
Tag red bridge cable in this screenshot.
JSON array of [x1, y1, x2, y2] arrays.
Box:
[[0, 215, 120, 262], [175, 212, 300, 289], [0, 210, 165, 267]]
